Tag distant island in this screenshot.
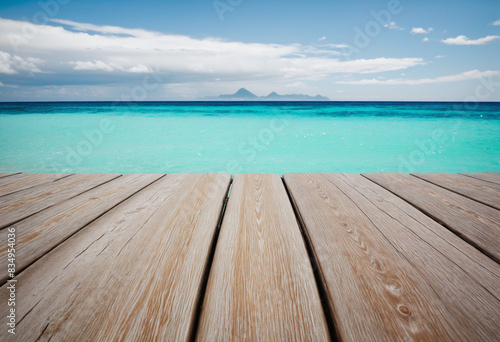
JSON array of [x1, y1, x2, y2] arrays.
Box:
[[213, 88, 330, 101]]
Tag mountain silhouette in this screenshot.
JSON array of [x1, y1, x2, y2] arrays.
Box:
[[217, 88, 329, 101]]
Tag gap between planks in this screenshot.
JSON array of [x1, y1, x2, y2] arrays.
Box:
[[281, 176, 340, 342], [196, 174, 330, 341], [188, 177, 232, 342]]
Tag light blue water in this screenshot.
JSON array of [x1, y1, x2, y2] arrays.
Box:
[[0, 102, 499, 174]]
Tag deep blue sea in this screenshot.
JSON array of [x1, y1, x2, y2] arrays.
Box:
[[0, 101, 498, 174]]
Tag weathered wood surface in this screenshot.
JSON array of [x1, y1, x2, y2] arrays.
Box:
[[197, 174, 330, 341], [363, 172, 500, 262], [0, 173, 120, 229], [330, 173, 500, 340], [0, 173, 72, 197], [0, 173, 164, 284], [0, 173, 230, 341], [412, 172, 500, 210], [460, 172, 500, 185], [334, 173, 500, 294], [284, 173, 477, 341], [0, 172, 21, 179], [0, 172, 499, 341]]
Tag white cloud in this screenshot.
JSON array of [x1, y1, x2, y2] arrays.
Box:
[[384, 22, 403, 30], [301, 45, 342, 56], [411, 27, 433, 34], [338, 70, 500, 85], [435, 55, 445, 59], [442, 35, 500, 45], [0, 53, 15, 74], [318, 36, 326, 42], [324, 43, 349, 48], [71, 60, 114, 72], [278, 57, 425, 78], [0, 17, 425, 84], [0, 51, 44, 74], [492, 19, 500, 26], [423, 37, 429, 42], [128, 64, 151, 73], [69, 60, 151, 73]]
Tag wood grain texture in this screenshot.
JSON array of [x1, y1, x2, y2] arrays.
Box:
[[197, 174, 330, 341], [0, 172, 21, 179], [460, 172, 500, 185], [0, 173, 164, 284], [0, 173, 72, 197], [412, 172, 500, 209], [0, 173, 120, 229], [284, 173, 474, 342], [327, 173, 500, 340], [334, 173, 500, 295], [363, 173, 500, 262], [0, 173, 230, 342]]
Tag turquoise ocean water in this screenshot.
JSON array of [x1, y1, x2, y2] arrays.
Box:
[[0, 102, 498, 174]]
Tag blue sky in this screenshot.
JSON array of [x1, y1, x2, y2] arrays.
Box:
[[0, 0, 499, 101]]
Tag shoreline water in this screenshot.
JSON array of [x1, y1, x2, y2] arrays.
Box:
[[0, 101, 498, 174]]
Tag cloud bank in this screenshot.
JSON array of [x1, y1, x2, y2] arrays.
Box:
[[0, 17, 425, 87]]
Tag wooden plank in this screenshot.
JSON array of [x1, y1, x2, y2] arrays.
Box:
[[197, 174, 330, 341], [0, 172, 21, 179], [0, 173, 73, 197], [412, 173, 500, 209], [335, 173, 500, 295], [329, 173, 500, 340], [283, 173, 477, 341], [460, 172, 500, 185], [0, 173, 164, 284], [363, 173, 500, 262], [0, 173, 120, 229], [0, 173, 230, 341]]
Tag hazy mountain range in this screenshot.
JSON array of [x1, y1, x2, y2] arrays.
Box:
[[213, 88, 330, 101]]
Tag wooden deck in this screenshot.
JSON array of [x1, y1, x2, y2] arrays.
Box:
[[0, 172, 499, 341]]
